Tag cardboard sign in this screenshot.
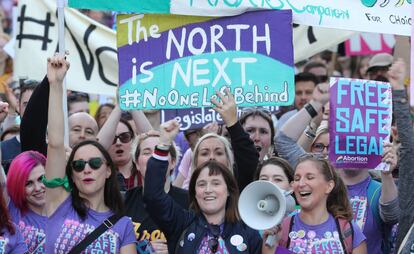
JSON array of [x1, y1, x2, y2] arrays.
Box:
[[117, 11, 294, 110], [329, 77, 392, 170], [70, 0, 412, 36]]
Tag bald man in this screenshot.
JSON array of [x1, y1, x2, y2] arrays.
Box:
[[68, 112, 99, 148]]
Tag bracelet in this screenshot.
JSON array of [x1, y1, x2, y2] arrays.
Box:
[[304, 125, 316, 139], [304, 103, 318, 118], [156, 144, 171, 151], [42, 175, 72, 192]]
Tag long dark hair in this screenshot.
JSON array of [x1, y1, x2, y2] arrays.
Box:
[[297, 155, 353, 221], [188, 160, 240, 223], [0, 187, 15, 235], [66, 140, 124, 220]]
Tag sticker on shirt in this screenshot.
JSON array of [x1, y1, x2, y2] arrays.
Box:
[[54, 219, 120, 253], [18, 220, 46, 253], [198, 236, 230, 254], [289, 230, 345, 254], [350, 195, 368, 230], [0, 236, 9, 253]]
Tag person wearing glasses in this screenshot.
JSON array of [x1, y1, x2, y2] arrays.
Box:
[[97, 104, 152, 191], [2, 151, 47, 253], [275, 81, 399, 253], [263, 155, 367, 254], [44, 55, 136, 254], [144, 119, 263, 254]]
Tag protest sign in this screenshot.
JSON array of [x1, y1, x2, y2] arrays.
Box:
[[117, 11, 294, 110], [14, 0, 118, 95], [345, 33, 395, 56], [161, 106, 278, 130], [69, 0, 411, 36], [329, 77, 392, 170]]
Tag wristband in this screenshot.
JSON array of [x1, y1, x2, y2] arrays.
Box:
[[42, 175, 72, 192], [304, 103, 318, 118], [304, 125, 316, 139], [156, 144, 171, 151]]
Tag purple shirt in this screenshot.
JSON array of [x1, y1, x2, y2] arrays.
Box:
[[347, 177, 381, 254], [0, 225, 28, 254], [288, 214, 365, 253], [8, 201, 46, 253], [46, 196, 136, 254]]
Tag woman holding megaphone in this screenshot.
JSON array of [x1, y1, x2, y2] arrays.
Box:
[[144, 119, 270, 253], [262, 154, 367, 254]]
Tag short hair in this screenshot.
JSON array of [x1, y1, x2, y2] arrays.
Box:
[[0, 125, 20, 141], [188, 160, 240, 223], [67, 92, 90, 112], [66, 140, 124, 220], [239, 108, 275, 146], [191, 133, 234, 171], [303, 61, 328, 73], [255, 157, 294, 183], [7, 151, 46, 214], [294, 72, 318, 86], [19, 79, 39, 103]]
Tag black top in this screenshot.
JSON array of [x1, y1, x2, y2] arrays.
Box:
[[124, 185, 189, 252]]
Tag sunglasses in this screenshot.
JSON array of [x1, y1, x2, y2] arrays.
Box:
[[298, 153, 334, 179], [71, 157, 105, 172], [241, 106, 272, 117], [311, 143, 329, 153], [208, 224, 220, 253], [113, 132, 133, 144]]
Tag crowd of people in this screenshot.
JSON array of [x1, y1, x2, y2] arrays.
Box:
[[0, 2, 413, 254]]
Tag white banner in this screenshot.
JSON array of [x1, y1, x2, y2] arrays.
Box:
[[171, 0, 411, 36], [14, 0, 118, 95]]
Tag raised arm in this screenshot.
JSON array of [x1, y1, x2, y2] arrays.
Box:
[[388, 59, 414, 248], [211, 88, 259, 191], [143, 120, 193, 241], [96, 105, 122, 150], [130, 110, 153, 134], [45, 55, 70, 215]]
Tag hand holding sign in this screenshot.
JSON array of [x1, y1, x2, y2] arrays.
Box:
[[381, 142, 398, 174], [387, 58, 406, 90], [211, 88, 238, 128]]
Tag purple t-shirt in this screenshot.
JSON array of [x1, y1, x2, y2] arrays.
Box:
[[46, 195, 136, 254], [347, 176, 381, 254], [288, 214, 365, 253], [0, 225, 28, 254], [8, 201, 46, 253]]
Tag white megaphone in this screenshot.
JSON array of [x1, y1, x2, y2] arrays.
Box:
[[238, 180, 296, 245]]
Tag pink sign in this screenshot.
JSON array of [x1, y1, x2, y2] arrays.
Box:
[[345, 33, 395, 56]]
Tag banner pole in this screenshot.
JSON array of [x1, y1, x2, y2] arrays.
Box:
[[57, 0, 69, 146]]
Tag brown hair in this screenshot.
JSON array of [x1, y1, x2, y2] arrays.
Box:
[[255, 157, 294, 183], [297, 155, 353, 221], [188, 160, 240, 223], [0, 185, 15, 234]]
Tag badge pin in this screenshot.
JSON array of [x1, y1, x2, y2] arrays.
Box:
[[230, 235, 243, 246], [237, 243, 247, 252], [187, 233, 195, 241]]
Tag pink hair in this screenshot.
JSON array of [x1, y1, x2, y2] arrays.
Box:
[[6, 151, 46, 213]]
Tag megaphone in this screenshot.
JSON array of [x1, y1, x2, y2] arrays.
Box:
[[238, 180, 296, 231]]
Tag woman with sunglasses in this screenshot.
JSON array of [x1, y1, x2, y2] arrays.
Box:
[[3, 151, 47, 253], [144, 119, 263, 253], [97, 103, 152, 191], [263, 155, 367, 254], [44, 55, 136, 254]]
